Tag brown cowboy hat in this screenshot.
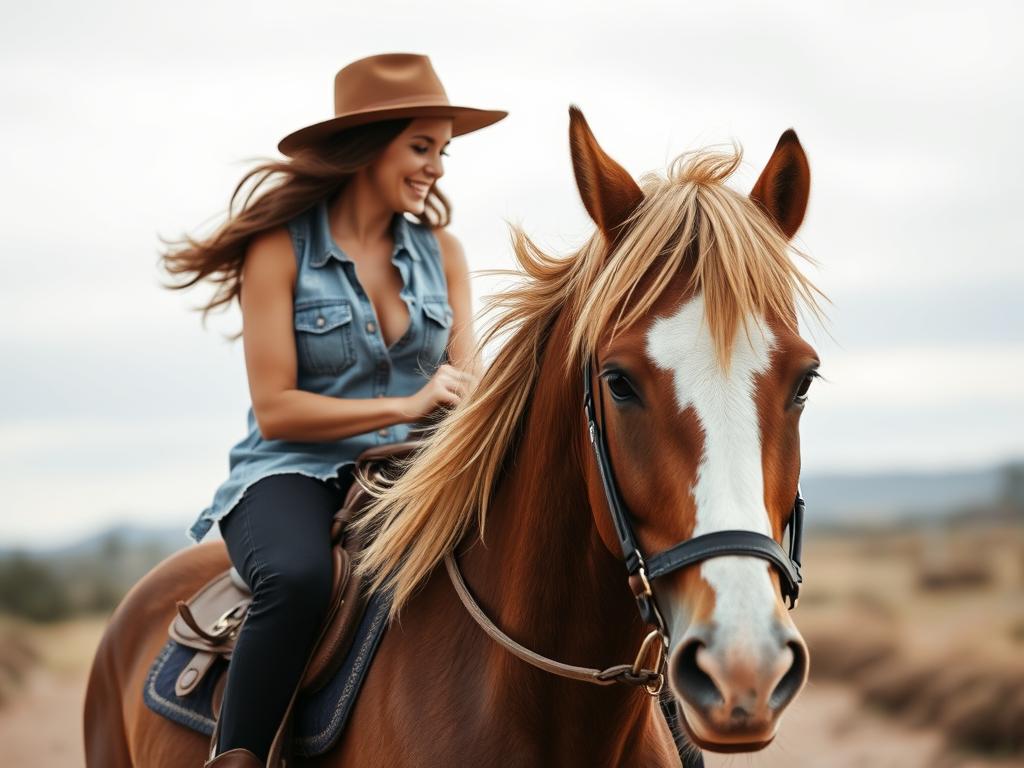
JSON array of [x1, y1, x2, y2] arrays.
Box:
[[278, 53, 508, 156]]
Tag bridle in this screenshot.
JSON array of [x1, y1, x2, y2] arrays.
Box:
[[583, 355, 805, 630], [444, 353, 805, 694]]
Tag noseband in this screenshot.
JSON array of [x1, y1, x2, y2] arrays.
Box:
[[444, 353, 806, 695]]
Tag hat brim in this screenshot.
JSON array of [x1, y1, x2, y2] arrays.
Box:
[[278, 103, 508, 156]]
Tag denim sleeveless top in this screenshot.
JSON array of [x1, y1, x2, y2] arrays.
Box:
[[187, 197, 452, 543]]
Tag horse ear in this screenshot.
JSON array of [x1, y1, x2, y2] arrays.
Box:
[[750, 129, 810, 239], [568, 105, 644, 247]]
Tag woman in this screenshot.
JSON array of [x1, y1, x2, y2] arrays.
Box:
[[159, 53, 506, 767]]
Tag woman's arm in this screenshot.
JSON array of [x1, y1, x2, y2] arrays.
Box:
[[434, 227, 482, 378], [239, 226, 413, 442]]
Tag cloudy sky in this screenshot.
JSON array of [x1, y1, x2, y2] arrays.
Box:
[[2, 1, 1021, 547]]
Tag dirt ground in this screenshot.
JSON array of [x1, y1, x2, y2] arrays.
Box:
[[0, 663, 88, 767], [0, 615, 101, 767]]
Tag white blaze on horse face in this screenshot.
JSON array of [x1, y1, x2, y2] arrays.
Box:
[[646, 293, 778, 649]]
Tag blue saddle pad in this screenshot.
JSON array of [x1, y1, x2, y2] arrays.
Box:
[[143, 589, 391, 757]]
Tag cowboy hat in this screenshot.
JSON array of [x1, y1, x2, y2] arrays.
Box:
[[278, 53, 508, 156]]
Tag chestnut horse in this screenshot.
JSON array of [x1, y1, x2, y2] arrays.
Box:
[[84, 106, 826, 766]]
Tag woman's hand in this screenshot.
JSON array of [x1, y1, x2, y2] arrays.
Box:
[[399, 364, 479, 420]]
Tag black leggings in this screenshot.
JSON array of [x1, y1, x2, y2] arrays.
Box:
[[215, 468, 354, 761]]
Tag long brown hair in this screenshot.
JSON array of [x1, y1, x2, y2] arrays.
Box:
[[157, 118, 452, 339]]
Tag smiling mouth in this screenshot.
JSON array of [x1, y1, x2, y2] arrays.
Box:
[[405, 179, 430, 196]]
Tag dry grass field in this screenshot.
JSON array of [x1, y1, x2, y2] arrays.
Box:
[[1, 521, 1021, 767]]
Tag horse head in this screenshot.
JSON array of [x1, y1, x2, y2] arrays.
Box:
[[569, 106, 822, 752]]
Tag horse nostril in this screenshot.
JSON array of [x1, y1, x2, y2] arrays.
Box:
[[769, 640, 808, 710], [671, 638, 724, 714]]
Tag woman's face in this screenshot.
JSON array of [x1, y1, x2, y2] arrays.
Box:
[[367, 117, 453, 216]]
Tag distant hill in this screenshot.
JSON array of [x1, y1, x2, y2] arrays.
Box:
[[0, 523, 193, 560], [0, 524, 192, 621], [800, 463, 1017, 526], [49, 523, 194, 558]]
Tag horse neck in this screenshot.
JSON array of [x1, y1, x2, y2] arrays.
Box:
[[459, 315, 655, 741]]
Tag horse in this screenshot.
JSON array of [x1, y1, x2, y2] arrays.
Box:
[[84, 105, 827, 767]]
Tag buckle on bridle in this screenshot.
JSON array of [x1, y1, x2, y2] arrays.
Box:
[[631, 629, 666, 696], [639, 566, 653, 597], [631, 566, 653, 598], [628, 564, 672, 641], [628, 566, 654, 617]]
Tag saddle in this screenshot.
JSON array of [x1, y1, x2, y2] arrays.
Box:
[[169, 441, 421, 761]]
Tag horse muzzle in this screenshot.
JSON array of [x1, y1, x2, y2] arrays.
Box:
[[667, 620, 809, 751]]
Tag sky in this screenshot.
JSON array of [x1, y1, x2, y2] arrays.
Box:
[[1, 0, 1021, 547]]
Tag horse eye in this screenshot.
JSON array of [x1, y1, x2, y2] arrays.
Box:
[[794, 371, 818, 405], [606, 374, 636, 401]]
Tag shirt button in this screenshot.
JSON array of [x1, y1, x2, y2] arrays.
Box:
[[366, 321, 376, 333], [315, 316, 325, 328], [377, 428, 388, 437]]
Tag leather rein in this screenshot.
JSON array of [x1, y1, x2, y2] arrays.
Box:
[[445, 354, 805, 695]]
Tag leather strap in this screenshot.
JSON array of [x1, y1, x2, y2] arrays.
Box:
[[176, 649, 218, 697], [583, 359, 644, 575], [444, 552, 663, 689], [646, 529, 801, 604]]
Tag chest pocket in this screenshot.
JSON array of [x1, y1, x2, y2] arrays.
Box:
[[294, 299, 357, 376], [419, 298, 453, 371]]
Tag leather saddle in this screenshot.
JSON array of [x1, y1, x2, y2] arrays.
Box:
[[168, 441, 421, 702]]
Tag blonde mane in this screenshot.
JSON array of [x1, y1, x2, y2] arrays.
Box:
[[352, 145, 829, 619]]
